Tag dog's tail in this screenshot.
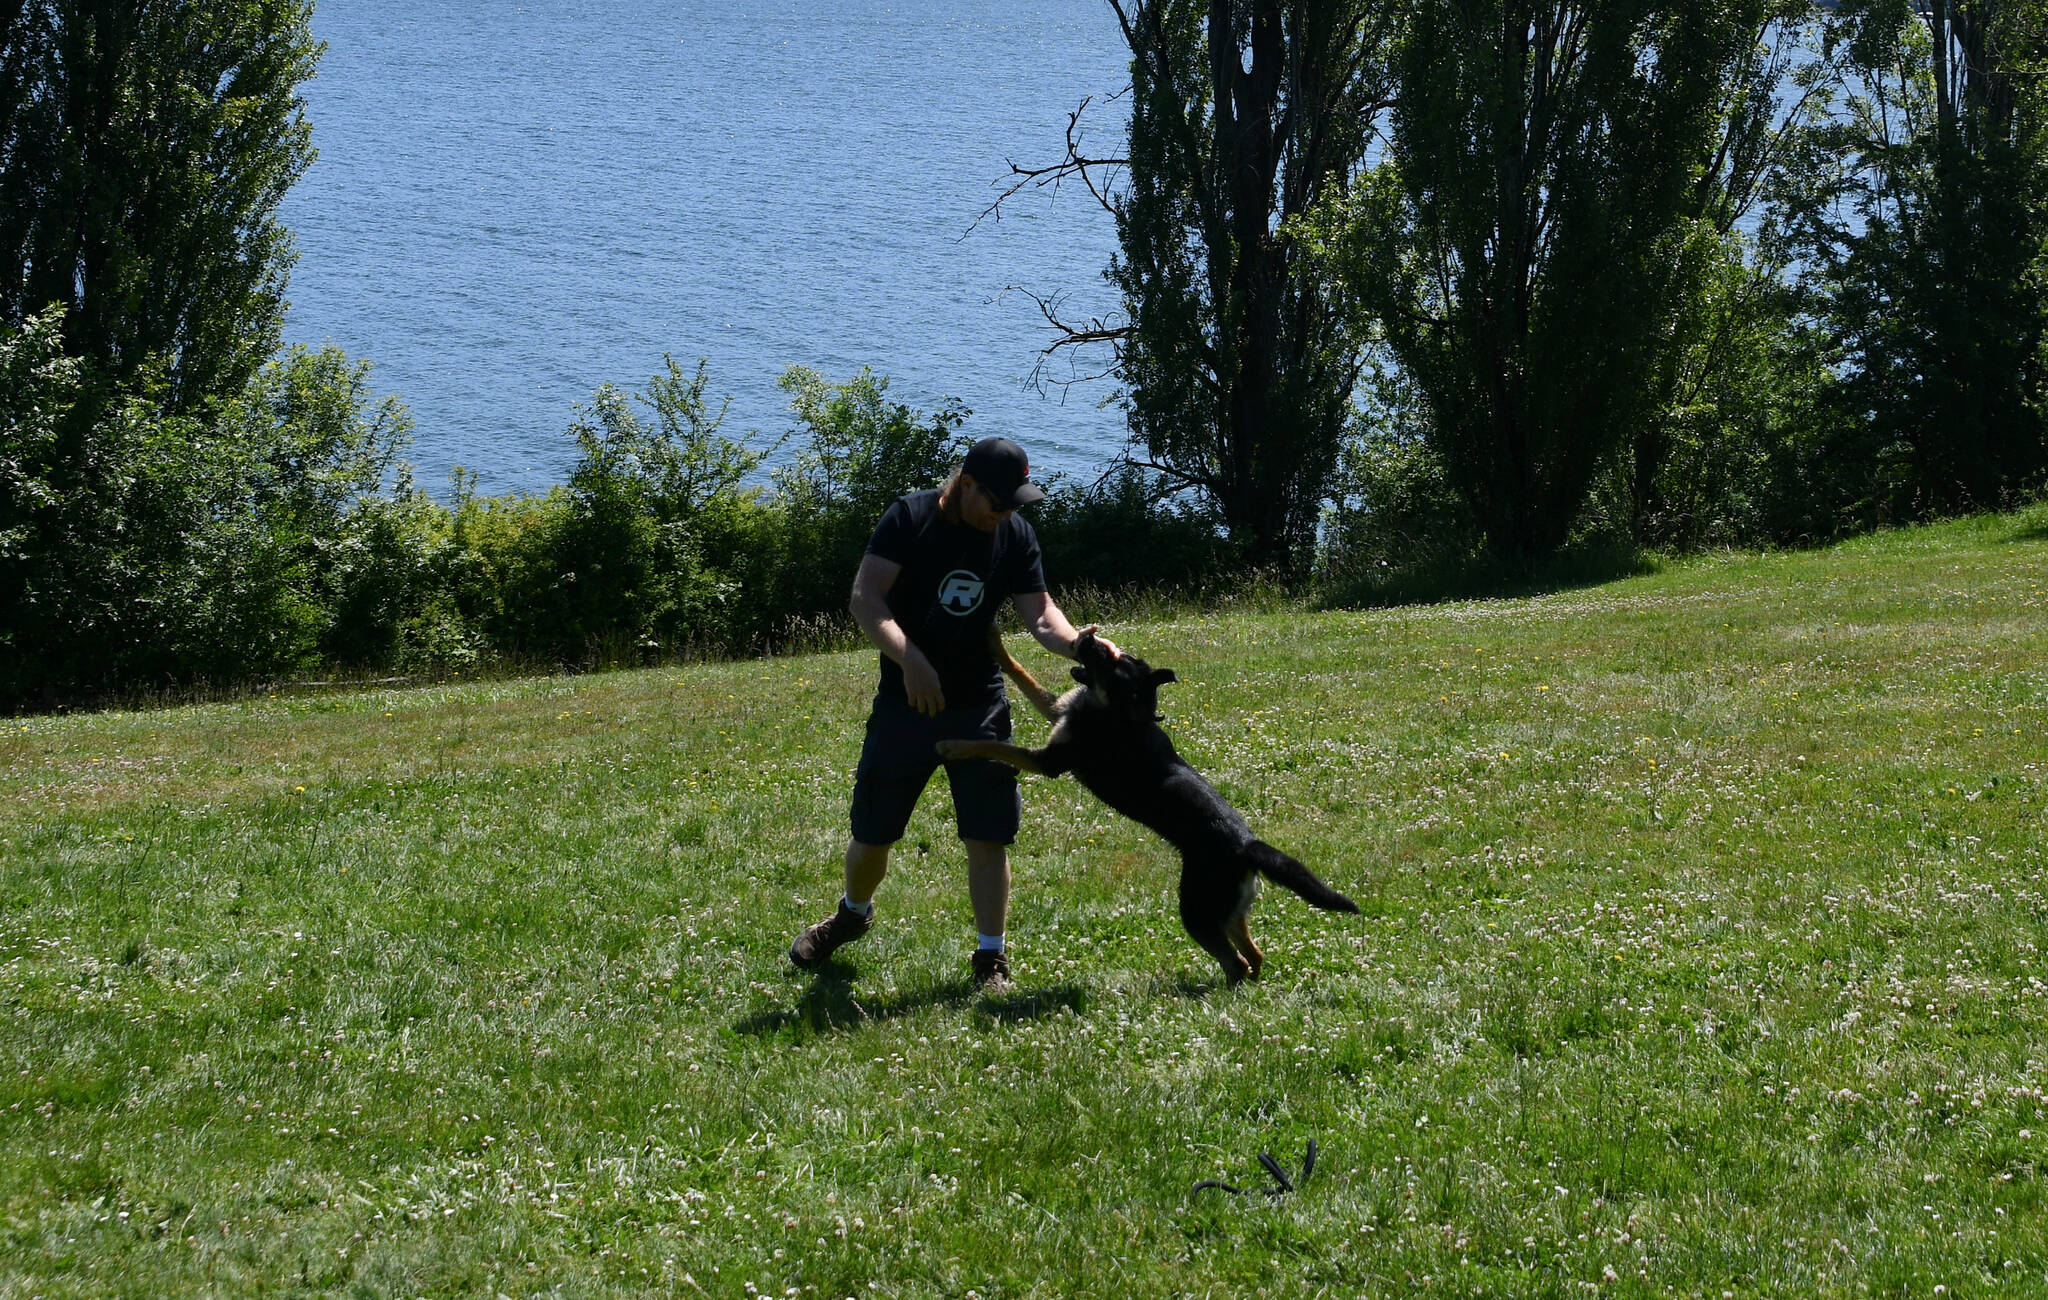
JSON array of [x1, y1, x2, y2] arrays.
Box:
[[1248, 841, 1360, 914], [986, 624, 1060, 721]]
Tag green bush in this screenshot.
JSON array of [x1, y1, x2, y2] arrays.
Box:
[[443, 479, 570, 661], [229, 345, 427, 669], [0, 329, 450, 703], [762, 365, 969, 633], [1032, 462, 1230, 597], [1316, 363, 1483, 599], [0, 312, 313, 697], [509, 358, 775, 664]]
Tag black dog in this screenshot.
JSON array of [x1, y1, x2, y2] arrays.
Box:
[[937, 630, 1357, 983]]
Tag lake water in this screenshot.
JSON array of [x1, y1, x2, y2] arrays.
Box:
[[281, 1, 1133, 496]]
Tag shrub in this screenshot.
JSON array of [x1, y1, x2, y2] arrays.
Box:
[[0, 311, 320, 697], [1032, 462, 1231, 596], [760, 365, 969, 637], [1317, 363, 1483, 600]]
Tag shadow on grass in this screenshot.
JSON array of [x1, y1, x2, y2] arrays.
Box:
[[977, 984, 1087, 1022], [1320, 538, 1659, 611], [732, 965, 1086, 1038]]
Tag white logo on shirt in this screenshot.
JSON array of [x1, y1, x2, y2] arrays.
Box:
[[937, 570, 985, 616]]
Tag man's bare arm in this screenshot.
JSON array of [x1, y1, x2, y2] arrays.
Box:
[[850, 554, 945, 716], [1013, 590, 1119, 661]]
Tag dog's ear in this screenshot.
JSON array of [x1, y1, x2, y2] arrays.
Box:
[[1150, 668, 1177, 686]]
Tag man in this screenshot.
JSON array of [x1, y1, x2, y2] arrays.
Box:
[[788, 435, 1109, 988]]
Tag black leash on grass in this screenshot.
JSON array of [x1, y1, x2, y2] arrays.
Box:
[[1192, 1138, 1317, 1198]]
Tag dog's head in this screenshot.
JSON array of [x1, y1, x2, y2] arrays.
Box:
[[1070, 630, 1176, 722]]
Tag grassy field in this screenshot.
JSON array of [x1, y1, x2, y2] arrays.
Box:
[[4, 509, 2048, 1298]]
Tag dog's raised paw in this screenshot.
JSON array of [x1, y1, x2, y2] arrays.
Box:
[[934, 740, 969, 760]]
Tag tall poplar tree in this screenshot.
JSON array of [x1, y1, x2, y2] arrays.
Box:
[[1324, 1, 1765, 562], [1781, 0, 2048, 518], [0, 0, 318, 414], [1101, 0, 1397, 570]]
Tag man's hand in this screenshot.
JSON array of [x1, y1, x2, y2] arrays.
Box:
[[903, 652, 946, 717], [1075, 624, 1124, 660]]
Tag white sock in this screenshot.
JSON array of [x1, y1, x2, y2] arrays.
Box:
[[842, 895, 874, 918], [976, 931, 1004, 952]]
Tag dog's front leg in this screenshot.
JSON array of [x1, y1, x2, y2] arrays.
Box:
[[1007, 674, 1061, 723], [986, 625, 1061, 722], [935, 738, 1064, 777]]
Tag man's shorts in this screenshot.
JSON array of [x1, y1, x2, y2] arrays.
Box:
[[849, 692, 1021, 846]]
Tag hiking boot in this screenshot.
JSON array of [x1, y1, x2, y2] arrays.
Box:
[[788, 902, 872, 970], [971, 948, 1012, 989]]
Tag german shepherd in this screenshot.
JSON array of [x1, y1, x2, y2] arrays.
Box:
[[937, 629, 1358, 984]]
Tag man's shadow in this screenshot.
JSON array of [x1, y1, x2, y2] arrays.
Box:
[[733, 963, 1087, 1038]]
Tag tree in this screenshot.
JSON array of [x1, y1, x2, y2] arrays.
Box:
[[512, 359, 771, 663], [1618, 1, 1842, 546], [1000, 0, 1398, 571], [1916, 0, 2048, 507], [0, 1, 321, 698], [0, 0, 318, 414], [1776, 0, 2048, 520], [1319, 1, 1769, 562]]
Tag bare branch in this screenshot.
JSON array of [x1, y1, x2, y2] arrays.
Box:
[[970, 92, 1131, 235], [993, 283, 1131, 399], [1126, 452, 1216, 497], [1023, 285, 1130, 349]]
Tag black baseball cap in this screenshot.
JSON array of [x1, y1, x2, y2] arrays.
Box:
[[962, 436, 1045, 509]]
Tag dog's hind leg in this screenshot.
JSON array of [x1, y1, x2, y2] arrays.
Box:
[[1187, 919, 1251, 986], [1180, 873, 1252, 985], [1225, 909, 1264, 983]]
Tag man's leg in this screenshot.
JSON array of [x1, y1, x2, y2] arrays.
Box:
[[789, 839, 891, 971], [845, 839, 890, 907], [791, 699, 934, 972], [942, 700, 1024, 986], [963, 837, 1012, 988], [946, 694, 1021, 987], [963, 839, 1009, 939]]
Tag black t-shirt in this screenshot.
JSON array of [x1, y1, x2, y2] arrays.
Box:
[[866, 489, 1047, 706]]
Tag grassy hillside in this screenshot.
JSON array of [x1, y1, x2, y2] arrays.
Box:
[[4, 508, 2047, 1297]]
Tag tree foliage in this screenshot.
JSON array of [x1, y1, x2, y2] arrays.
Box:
[[1084, 0, 1398, 570], [0, 321, 412, 697], [1318, 0, 1770, 562], [0, 0, 318, 413], [1614, 2, 1841, 545], [1776, 0, 2048, 522]]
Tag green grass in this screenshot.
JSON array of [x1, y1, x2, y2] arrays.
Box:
[[5, 508, 2048, 1298]]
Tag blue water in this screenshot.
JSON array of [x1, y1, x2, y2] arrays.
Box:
[[281, 1, 1133, 496]]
